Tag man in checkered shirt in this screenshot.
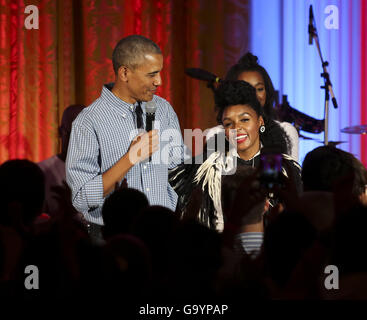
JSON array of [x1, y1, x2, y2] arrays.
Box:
[[66, 35, 187, 237]]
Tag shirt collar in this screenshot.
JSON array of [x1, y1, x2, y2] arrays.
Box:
[[101, 83, 143, 115]]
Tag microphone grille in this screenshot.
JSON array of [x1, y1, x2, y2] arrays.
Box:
[[146, 100, 157, 114]]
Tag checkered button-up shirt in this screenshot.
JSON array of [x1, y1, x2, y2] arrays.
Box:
[[66, 84, 186, 225]]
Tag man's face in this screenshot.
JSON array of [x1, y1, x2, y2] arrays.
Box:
[[124, 53, 163, 103]]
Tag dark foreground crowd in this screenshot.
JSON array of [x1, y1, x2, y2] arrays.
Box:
[[0, 145, 366, 310]]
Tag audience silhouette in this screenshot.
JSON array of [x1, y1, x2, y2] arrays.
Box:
[[1, 145, 367, 305]]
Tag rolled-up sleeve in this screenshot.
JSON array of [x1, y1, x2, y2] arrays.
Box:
[[66, 124, 104, 214]]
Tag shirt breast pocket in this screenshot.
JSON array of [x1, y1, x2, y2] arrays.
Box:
[[97, 118, 135, 171]]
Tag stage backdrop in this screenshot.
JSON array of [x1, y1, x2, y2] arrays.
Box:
[[251, 0, 367, 166], [0, 0, 250, 163], [1, 0, 365, 167]]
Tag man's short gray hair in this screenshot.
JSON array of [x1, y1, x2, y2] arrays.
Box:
[[112, 35, 162, 74]]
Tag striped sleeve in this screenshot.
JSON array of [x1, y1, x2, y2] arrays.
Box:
[[235, 232, 264, 258], [66, 123, 104, 214]]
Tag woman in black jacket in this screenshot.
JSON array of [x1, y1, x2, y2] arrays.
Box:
[[170, 80, 302, 232]]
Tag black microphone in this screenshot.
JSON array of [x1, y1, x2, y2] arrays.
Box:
[[145, 100, 157, 162], [308, 5, 314, 45], [185, 68, 221, 83]]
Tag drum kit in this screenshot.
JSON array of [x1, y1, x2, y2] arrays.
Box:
[[274, 92, 367, 146]]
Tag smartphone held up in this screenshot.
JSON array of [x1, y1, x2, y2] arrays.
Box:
[[259, 152, 283, 190]]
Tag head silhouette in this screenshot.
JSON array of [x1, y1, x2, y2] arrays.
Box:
[[101, 187, 149, 240], [302, 146, 367, 197], [0, 159, 45, 228]]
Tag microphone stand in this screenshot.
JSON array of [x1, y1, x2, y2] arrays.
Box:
[[309, 10, 338, 146]]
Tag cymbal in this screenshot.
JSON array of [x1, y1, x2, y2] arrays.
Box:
[[299, 134, 347, 146], [299, 134, 317, 140], [317, 140, 348, 147], [341, 124, 367, 134]]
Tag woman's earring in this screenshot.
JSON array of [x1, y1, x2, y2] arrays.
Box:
[[260, 125, 266, 133]]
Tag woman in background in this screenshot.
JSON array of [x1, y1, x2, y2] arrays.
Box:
[[225, 52, 299, 161]]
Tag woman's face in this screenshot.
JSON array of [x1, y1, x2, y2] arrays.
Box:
[[238, 71, 266, 107], [222, 104, 263, 160]]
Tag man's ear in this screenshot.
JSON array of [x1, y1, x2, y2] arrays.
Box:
[[118, 66, 129, 82]]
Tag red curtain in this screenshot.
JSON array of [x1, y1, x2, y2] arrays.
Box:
[[0, 0, 250, 163], [1, 0, 75, 162]]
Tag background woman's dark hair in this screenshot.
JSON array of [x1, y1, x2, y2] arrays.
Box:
[[214, 80, 290, 155], [225, 52, 276, 119]]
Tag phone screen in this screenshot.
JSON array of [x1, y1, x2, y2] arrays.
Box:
[[259, 153, 283, 190]]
